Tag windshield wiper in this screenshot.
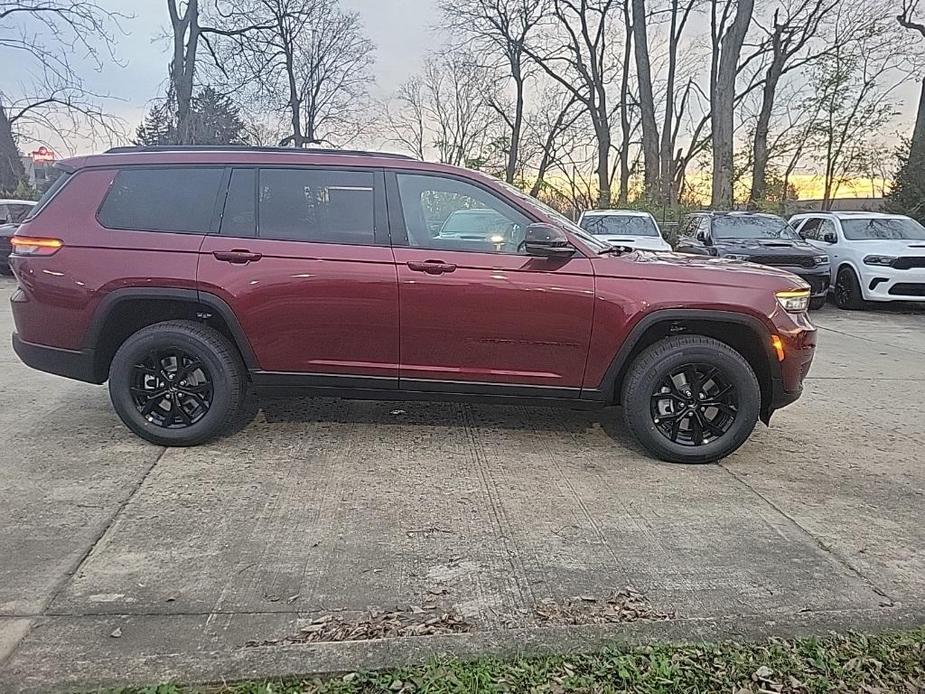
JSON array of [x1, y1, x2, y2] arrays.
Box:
[[598, 244, 635, 255]]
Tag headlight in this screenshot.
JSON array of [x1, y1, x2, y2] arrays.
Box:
[[725, 254, 750, 261], [813, 255, 829, 266], [864, 255, 896, 266], [776, 289, 810, 313]]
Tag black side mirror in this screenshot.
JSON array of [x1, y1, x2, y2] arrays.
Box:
[[522, 223, 575, 258], [822, 232, 837, 244]]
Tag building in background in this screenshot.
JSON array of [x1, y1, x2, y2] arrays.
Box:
[[19, 147, 58, 193]]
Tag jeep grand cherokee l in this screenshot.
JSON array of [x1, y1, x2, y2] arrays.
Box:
[[8, 146, 816, 464], [677, 211, 830, 310]]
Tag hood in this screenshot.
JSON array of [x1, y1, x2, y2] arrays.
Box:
[[597, 235, 672, 252], [712, 238, 816, 256], [591, 250, 808, 291]]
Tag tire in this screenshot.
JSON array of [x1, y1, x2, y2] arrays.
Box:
[[621, 335, 761, 464], [108, 320, 247, 446], [809, 295, 826, 311], [834, 266, 865, 310]]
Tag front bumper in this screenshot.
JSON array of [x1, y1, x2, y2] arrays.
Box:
[[784, 265, 830, 298], [859, 265, 925, 301], [763, 313, 817, 421], [12, 333, 99, 383]]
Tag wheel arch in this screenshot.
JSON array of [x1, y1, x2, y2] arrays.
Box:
[[591, 309, 779, 420], [86, 288, 258, 382]]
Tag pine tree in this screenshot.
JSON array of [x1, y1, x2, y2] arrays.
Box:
[[0, 104, 25, 196], [885, 140, 925, 225], [134, 87, 246, 147]]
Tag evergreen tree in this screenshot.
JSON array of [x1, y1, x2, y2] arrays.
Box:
[[134, 87, 246, 147], [885, 140, 925, 225], [0, 104, 25, 196]]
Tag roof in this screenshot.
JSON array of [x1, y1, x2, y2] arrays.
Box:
[[581, 209, 654, 217], [0, 199, 36, 206], [689, 211, 783, 219], [57, 146, 441, 173], [829, 211, 909, 220]]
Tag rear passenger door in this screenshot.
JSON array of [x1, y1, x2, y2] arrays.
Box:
[[198, 166, 400, 385]]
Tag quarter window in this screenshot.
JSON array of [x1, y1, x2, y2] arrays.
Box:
[[98, 167, 224, 233], [258, 168, 376, 245], [396, 173, 531, 254]]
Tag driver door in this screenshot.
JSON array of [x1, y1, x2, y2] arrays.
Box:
[[387, 172, 595, 393]]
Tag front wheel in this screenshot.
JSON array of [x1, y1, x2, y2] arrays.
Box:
[[621, 336, 761, 464], [108, 320, 247, 446], [834, 266, 866, 310]]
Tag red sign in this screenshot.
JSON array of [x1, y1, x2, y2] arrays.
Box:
[[31, 146, 56, 163]]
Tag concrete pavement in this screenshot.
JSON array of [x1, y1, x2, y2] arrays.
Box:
[[0, 275, 923, 692]]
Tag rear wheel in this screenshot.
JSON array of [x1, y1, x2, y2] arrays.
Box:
[[108, 320, 247, 446], [834, 266, 865, 310], [621, 336, 761, 464]]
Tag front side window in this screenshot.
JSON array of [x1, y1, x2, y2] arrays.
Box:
[[712, 215, 800, 240], [796, 218, 821, 240], [581, 214, 659, 237], [258, 168, 376, 245], [98, 167, 224, 233], [396, 173, 531, 254], [841, 217, 925, 241]]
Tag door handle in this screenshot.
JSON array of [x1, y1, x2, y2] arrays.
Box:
[[213, 249, 262, 264], [407, 260, 457, 275]]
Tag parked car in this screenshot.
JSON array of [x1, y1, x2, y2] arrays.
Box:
[[8, 146, 817, 464], [789, 211, 925, 309], [0, 199, 36, 274], [676, 211, 830, 310], [577, 209, 672, 251]]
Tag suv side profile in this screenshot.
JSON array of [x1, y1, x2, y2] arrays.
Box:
[[789, 211, 925, 309], [9, 147, 817, 464], [677, 212, 830, 310]]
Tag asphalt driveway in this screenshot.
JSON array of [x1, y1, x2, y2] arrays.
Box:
[[0, 275, 923, 692]]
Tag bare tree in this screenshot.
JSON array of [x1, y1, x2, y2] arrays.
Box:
[[0, 0, 125, 190], [631, 0, 659, 198], [212, 0, 374, 147], [523, 0, 622, 208], [439, 0, 545, 184], [523, 86, 583, 196], [709, 0, 755, 208], [387, 52, 502, 167], [745, 0, 840, 207]]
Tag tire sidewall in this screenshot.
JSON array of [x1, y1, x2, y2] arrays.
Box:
[[109, 328, 237, 446], [835, 267, 861, 309], [624, 344, 760, 464]]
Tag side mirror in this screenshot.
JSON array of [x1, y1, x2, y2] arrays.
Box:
[[822, 232, 837, 244], [523, 223, 575, 258]]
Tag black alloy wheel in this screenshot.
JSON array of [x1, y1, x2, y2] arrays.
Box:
[[650, 363, 737, 447], [834, 266, 864, 310], [131, 349, 213, 428]]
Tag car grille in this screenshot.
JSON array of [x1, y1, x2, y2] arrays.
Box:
[[888, 283, 925, 296], [748, 255, 815, 269], [891, 257, 925, 270]]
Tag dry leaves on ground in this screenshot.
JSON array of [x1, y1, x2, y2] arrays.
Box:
[[534, 588, 676, 625]]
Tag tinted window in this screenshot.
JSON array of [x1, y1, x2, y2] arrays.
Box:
[[396, 173, 531, 254], [581, 214, 659, 237], [841, 217, 925, 241], [712, 215, 800, 240], [221, 169, 256, 236], [258, 168, 375, 244], [797, 218, 821, 240], [99, 167, 223, 233]]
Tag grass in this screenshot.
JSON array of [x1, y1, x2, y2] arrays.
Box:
[[117, 628, 925, 694]]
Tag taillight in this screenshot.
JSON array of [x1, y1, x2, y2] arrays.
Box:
[[10, 236, 63, 256]]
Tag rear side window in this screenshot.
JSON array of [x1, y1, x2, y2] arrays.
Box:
[[258, 168, 376, 245], [98, 167, 224, 233]]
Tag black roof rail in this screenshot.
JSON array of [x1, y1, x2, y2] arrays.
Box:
[[103, 145, 417, 160]]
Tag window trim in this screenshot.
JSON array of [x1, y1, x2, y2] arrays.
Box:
[[247, 165, 388, 247], [385, 169, 538, 256], [218, 167, 258, 238], [95, 165, 228, 235]]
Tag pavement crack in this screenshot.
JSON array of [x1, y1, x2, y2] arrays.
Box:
[[718, 463, 899, 608]]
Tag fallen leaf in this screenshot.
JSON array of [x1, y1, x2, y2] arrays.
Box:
[[110, 627, 122, 638]]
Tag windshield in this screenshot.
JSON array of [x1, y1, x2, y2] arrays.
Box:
[[841, 217, 925, 241], [712, 215, 800, 240], [580, 214, 659, 237], [0, 203, 34, 224], [494, 180, 611, 252]]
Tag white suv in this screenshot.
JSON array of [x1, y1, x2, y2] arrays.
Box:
[[789, 211, 925, 309], [577, 209, 672, 251]]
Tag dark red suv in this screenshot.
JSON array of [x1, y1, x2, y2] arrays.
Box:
[[8, 146, 816, 463]]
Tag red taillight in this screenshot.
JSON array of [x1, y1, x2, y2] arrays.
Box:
[[10, 236, 63, 256]]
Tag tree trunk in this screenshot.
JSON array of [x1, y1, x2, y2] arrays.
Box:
[[632, 0, 660, 199], [0, 103, 25, 194], [168, 0, 200, 145], [659, 0, 680, 207], [596, 120, 612, 209], [507, 68, 525, 184], [711, 0, 754, 209], [910, 78, 925, 164], [749, 56, 784, 208], [618, 4, 633, 205]]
